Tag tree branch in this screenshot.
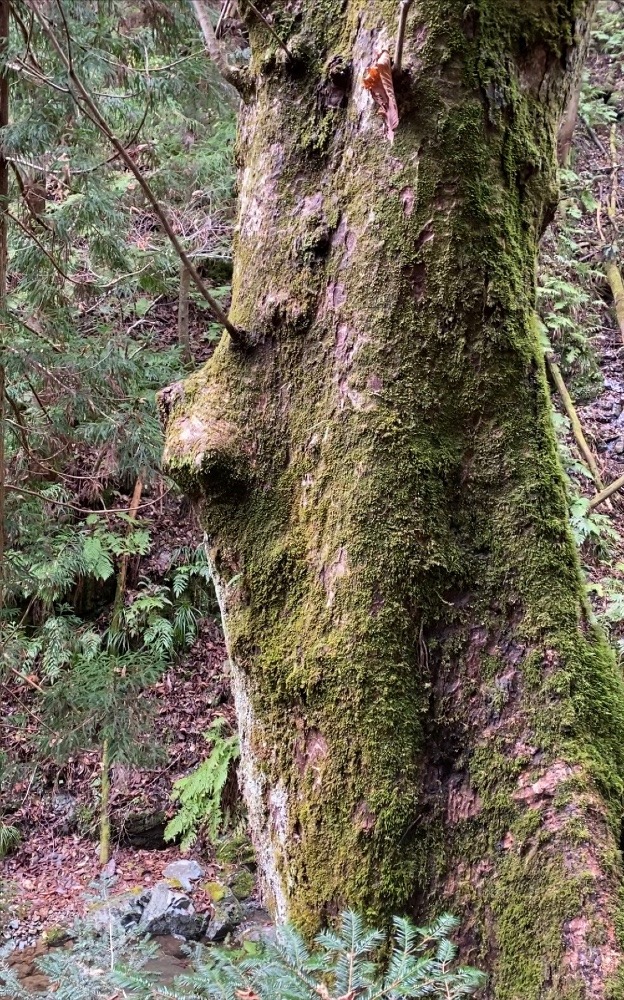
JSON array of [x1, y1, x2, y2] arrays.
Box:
[[393, 0, 413, 72], [25, 0, 245, 346], [189, 0, 247, 88]]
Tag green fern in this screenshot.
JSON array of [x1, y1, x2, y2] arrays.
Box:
[[165, 717, 240, 850]]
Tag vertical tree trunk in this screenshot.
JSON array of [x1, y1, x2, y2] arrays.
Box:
[[0, 0, 9, 612], [177, 263, 192, 364], [99, 738, 111, 866], [163, 2, 624, 995]]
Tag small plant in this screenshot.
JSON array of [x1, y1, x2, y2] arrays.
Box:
[[165, 717, 240, 850], [125, 910, 486, 1000], [0, 909, 485, 1000], [568, 496, 620, 557], [0, 824, 20, 860]]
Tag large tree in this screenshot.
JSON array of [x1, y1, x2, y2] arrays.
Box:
[[162, 2, 624, 996]]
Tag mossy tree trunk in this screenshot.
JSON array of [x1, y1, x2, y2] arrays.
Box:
[[162, 2, 624, 995]]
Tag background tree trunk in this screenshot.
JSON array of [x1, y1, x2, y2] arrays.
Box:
[[163, 2, 624, 995], [0, 0, 9, 612]]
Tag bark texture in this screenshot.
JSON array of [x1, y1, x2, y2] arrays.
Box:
[[162, 2, 624, 997]]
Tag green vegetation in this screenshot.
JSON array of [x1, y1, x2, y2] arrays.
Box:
[[164, 716, 241, 850], [0, 0, 238, 864], [0, 908, 485, 1000]]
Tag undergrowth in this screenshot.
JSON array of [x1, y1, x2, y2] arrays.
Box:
[[0, 909, 486, 1000]]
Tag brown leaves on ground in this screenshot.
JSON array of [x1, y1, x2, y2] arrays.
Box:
[[363, 50, 399, 143]]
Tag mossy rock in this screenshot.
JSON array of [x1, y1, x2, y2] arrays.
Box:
[[204, 881, 227, 902], [41, 925, 70, 947], [228, 868, 255, 901], [215, 834, 256, 867]]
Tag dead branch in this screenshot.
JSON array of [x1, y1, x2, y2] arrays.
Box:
[[242, 0, 293, 62], [545, 351, 605, 490], [604, 255, 624, 343], [393, 0, 413, 72], [189, 0, 248, 83], [589, 470, 624, 509]]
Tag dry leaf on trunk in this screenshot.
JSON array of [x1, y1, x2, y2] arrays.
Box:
[[363, 50, 399, 143]]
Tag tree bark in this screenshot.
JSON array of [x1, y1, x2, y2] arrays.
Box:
[[162, 2, 624, 996]]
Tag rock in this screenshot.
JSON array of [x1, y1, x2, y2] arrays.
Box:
[[51, 793, 79, 834], [162, 860, 204, 892], [117, 809, 168, 849], [21, 973, 49, 993], [228, 869, 255, 901], [216, 834, 256, 867], [236, 906, 277, 947], [204, 885, 244, 942], [88, 888, 148, 934], [138, 882, 208, 940]]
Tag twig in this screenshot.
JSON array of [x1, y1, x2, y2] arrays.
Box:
[[393, 0, 413, 72], [5, 481, 174, 515], [545, 351, 605, 490], [597, 194, 606, 245], [19, 766, 38, 810], [25, 0, 244, 345], [243, 0, 293, 62], [8, 665, 45, 693], [584, 120, 607, 156], [216, 0, 233, 37], [6, 209, 83, 284], [589, 470, 624, 509], [609, 122, 618, 228], [111, 473, 143, 630]]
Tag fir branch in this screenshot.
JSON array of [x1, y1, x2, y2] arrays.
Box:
[[25, 0, 245, 346], [6, 209, 82, 284]]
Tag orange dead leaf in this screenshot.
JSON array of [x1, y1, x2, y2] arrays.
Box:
[[235, 991, 260, 1000], [363, 50, 399, 143]]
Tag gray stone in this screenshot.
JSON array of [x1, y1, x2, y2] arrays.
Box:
[[89, 889, 147, 934], [205, 888, 244, 942], [138, 882, 208, 940], [162, 860, 204, 892], [51, 793, 79, 834]]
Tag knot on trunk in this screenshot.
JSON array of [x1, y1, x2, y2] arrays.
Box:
[[162, 389, 250, 501]]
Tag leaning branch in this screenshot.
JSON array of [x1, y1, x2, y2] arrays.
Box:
[[393, 0, 413, 72], [25, 0, 244, 346], [242, 0, 293, 62], [589, 471, 624, 509], [604, 256, 624, 344], [545, 351, 604, 490]]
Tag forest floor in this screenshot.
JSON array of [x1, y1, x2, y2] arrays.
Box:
[[4, 10, 624, 989]]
